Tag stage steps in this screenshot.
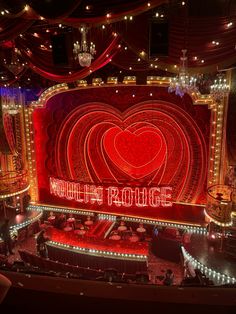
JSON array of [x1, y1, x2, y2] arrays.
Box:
[[104, 221, 116, 239], [87, 220, 114, 239]]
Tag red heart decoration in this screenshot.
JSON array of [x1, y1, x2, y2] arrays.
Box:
[[56, 101, 207, 203], [103, 126, 167, 179]]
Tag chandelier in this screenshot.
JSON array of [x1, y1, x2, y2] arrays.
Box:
[[210, 75, 230, 100], [168, 49, 197, 97], [5, 47, 24, 75], [1, 87, 21, 115], [73, 25, 96, 67]]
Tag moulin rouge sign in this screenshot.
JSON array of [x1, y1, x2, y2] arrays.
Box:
[[50, 177, 173, 208]]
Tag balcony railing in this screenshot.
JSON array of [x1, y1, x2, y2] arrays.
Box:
[[0, 170, 29, 197]]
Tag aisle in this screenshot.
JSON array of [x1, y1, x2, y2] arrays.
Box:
[[147, 252, 183, 285]]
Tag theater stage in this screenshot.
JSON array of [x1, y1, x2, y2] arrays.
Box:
[[183, 233, 236, 283], [46, 228, 148, 257], [32, 201, 207, 227]]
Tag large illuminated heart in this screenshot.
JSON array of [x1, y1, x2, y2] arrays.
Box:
[[103, 126, 167, 179], [55, 101, 207, 203]]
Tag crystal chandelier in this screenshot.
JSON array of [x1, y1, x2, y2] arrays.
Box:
[[168, 49, 197, 97], [210, 75, 230, 100], [73, 25, 96, 67], [5, 47, 24, 75], [5, 104, 19, 115], [1, 87, 21, 115]]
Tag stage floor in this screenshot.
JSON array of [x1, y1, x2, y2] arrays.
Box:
[[47, 227, 149, 256], [184, 234, 236, 280], [0, 210, 40, 227], [6, 233, 183, 285]]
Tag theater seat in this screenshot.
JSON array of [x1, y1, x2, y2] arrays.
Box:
[[135, 271, 149, 284], [104, 268, 118, 281], [0, 274, 11, 304]]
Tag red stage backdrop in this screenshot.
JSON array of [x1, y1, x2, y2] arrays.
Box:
[[33, 85, 210, 217]]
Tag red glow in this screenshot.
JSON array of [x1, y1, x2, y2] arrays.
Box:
[[48, 228, 149, 256], [33, 86, 210, 219], [49, 177, 172, 208], [103, 127, 167, 179]]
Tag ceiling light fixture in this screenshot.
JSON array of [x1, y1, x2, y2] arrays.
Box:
[[168, 49, 197, 97], [73, 25, 96, 67]]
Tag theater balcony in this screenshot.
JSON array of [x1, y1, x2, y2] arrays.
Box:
[[0, 170, 29, 199]]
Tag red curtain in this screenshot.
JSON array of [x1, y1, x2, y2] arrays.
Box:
[[63, 0, 168, 26], [0, 17, 34, 42], [1, 0, 236, 83], [17, 34, 121, 82]]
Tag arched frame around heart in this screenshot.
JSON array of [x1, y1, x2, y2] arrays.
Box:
[[30, 84, 215, 213]]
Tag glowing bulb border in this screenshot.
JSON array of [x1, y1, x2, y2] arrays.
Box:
[[27, 204, 94, 217], [47, 241, 147, 261], [27, 204, 207, 234], [181, 246, 236, 285]]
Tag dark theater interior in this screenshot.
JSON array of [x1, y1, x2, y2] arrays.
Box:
[[0, 0, 236, 313]]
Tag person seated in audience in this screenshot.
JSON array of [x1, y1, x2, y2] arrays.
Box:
[[0, 218, 14, 256], [181, 269, 213, 286], [36, 229, 50, 258], [156, 269, 174, 286], [163, 269, 174, 286]]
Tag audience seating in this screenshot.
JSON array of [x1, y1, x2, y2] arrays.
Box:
[[18, 249, 104, 280], [46, 244, 147, 274], [17, 249, 146, 283]]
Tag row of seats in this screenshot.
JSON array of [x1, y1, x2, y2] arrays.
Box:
[[17, 250, 148, 284], [18, 250, 104, 280]]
